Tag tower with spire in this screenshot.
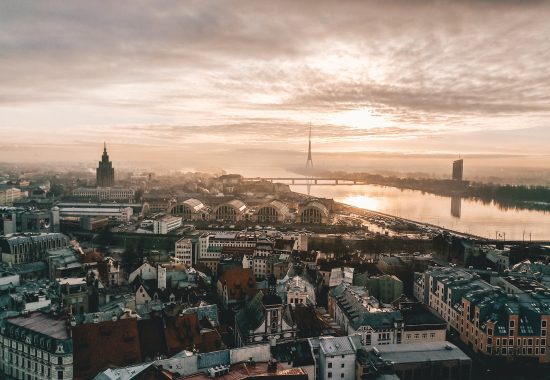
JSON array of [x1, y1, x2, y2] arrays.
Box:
[[306, 124, 313, 169], [96, 142, 115, 187]]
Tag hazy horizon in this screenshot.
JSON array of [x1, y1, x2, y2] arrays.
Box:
[[1, 1, 550, 181]]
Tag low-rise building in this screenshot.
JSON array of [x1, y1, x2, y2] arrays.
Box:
[[72, 187, 135, 201], [308, 336, 358, 380], [153, 215, 182, 234], [58, 205, 133, 222], [356, 342, 472, 380]]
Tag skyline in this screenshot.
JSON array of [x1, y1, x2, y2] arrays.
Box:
[[1, 0, 550, 176]]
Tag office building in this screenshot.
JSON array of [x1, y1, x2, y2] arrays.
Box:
[[452, 159, 464, 181]]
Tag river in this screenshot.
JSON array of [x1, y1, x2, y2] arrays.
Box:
[[290, 184, 550, 241]]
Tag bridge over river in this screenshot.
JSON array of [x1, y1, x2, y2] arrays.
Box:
[[243, 177, 364, 185]]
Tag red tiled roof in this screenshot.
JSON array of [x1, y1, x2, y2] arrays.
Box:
[[218, 268, 257, 301]]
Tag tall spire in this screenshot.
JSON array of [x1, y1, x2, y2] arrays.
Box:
[[306, 123, 313, 169], [103, 141, 107, 153]]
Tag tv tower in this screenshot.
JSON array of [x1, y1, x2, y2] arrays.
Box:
[[306, 124, 313, 169]]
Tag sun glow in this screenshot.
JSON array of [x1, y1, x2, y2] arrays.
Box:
[[327, 108, 387, 129], [341, 195, 381, 211]]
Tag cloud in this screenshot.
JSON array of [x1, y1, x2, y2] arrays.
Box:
[[0, 0, 549, 164]]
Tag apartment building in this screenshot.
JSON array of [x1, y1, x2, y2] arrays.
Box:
[[415, 266, 550, 363]]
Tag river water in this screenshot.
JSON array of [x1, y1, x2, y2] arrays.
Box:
[[290, 184, 550, 241]]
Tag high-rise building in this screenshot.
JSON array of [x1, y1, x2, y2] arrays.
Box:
[[96, 142, 115, 187], [452, 159, 463, 181]]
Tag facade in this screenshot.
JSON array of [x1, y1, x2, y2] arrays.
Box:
[[278, 275, 316, 306], [366, 275, 404, 304], [308, 336, 358, 380], [175, 237, 193, 266], [0, 207, 60, 235], [198, 233, 257, 260], [298, 200, 330, 224], [58, 205, 132, 222], [169, 198, 208, 221], [415, 266, 550, 363], [254, 200, 290, 223], [57, 277, 89, 314], [0, 187, 22, 206], [96, 143, 115, 187], [152, 215, 182, 234], [0, 312, 73, 380], [252, 241, 274, 280], [212, 200, 249, 222], [235, 289, 297, 347], [72, 187, 135, 201], [328, 267, 354, 287], [0, 233, 69, 265]]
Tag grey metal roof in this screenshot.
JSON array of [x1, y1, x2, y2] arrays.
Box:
[[319, 336, 356, 356], [373, 342, 471, 364]]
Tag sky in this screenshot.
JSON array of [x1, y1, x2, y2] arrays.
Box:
[[1, 0, 549, 177]]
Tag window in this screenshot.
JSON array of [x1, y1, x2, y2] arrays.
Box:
[[543, 320, 547, 328], [341, 374, 344, 378], [328, 363, 332, 369], [341, 363, 345, 368], [58, 371, 63, 380], [328, 372, 332, 378]]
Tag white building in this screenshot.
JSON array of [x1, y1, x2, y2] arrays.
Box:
[[153, 215, 182, 234], [279, 275, 316, 306], [252, 241, 273, 280], [175, 237, 193, 266], [309, 336, 358, 380], [128, 262, 158, 284], [329, 267, 354, 287], [0, 187, 22, 206], [58, 206, 133, 222], [72, 187, 135, 200], [198, 233, 257, 260]]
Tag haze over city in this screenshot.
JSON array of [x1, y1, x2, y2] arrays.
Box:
[[1, 0, 550, 180]]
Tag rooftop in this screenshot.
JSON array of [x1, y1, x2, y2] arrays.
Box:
[[319, 336, 356, 356], [368, 342, 471, 364], [7, 312, 70, 340]]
